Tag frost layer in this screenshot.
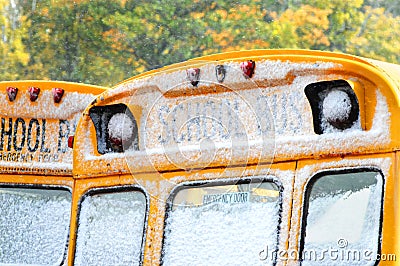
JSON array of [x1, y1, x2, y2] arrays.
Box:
[[74, 191, 146, 266], [162, 201, 280, 266], [302, 172, 383, 266], [0, 187, 71, 265]]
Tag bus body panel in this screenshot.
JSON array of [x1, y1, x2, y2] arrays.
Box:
[[0, 81, 106, 266], [1, 50, 399, 265], [0, 80, 106, 175], [68, 161, 296, 265], [75, 50, 400, 177], [70, 49, 400, 265]]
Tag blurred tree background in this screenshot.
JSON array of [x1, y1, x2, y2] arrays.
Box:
[[0, 0, 399, 86]]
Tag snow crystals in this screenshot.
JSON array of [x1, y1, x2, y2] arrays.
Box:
[[74, 190, 146, 266]]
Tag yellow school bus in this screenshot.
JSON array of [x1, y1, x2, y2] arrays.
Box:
[[0, 80, 106, 265], [66, 49, 399, 265]]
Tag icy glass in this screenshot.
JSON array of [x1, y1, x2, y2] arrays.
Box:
[[74, 190, 146, 266], [302, 171, 383, 265], [162, 181, 281, 265], [0, 187, 71, 265]]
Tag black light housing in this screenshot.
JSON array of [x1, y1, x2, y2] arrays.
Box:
[[89, 104, 139, 154], [305, 80, 360, 134]]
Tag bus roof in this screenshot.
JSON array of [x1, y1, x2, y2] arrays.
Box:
[[115, 49, 400, 97]]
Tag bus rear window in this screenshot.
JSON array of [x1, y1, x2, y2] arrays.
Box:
[[74, 189, 147, 266], [301, 170, 383, 265], [0, 186, 71, 265], [162, 179, 281, 265]]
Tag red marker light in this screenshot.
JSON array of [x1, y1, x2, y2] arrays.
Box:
[[240, 60, 255, 78], [109, 136, 122, 148], [186, 68, 200, 87], [6, 87, 18, 102], [28, 87, 40, 102], [68, 136, 74, 148], [52, 88, 64, 103]]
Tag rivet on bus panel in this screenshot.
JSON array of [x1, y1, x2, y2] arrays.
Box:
[[240, 60, 255, 78], [186, 68, 200, 87], [28, 87, 40, 102], [6, 87, 18, 102], [52, 88, 64, 103]]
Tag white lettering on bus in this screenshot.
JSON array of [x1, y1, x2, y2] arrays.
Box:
[[155, 91, 303, 145]]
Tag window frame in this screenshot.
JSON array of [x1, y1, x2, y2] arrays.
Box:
[[0, 183, 72, 266], [160, 175, 284, 265], [299, 167, 385, 265], [73, 185, 149, 266]]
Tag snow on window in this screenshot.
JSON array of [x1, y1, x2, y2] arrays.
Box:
[[74, 189, 147, 266], [302, 171, 383, 265], [0, 187, 71, 265], [162, 181, 281, 266]]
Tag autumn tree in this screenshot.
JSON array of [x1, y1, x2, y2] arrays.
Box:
[[0, 0, 29, 80], [20, 0, 125, 85], [347, 6, 400, 63], [1, 0, 399, 86]]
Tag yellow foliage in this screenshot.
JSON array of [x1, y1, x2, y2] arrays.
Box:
[[346, 6, 400, 63], [277, 5, 332, 47], [209, 30, 233, 47], [41, 7, 49, 16], [237, 5, 251, 13], [191, 12, 204, 20], [215, 9, 228, 20], [319, 0, 363, 10], [227, 4, 266, 20]]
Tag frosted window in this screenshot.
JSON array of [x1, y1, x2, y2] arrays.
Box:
[[302, 171, 383, 265], [0, 187, 71, 265], [74, 190, 146, 266], [162, 181, 281, 266]]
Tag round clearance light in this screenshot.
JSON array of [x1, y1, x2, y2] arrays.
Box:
[[322, 89, 356, 130], [107, 113, 135, 151], [305, 80, 360, 134]]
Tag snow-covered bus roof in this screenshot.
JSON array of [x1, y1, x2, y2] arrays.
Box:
[[0, 80, 106, 175], [73, 49, 400, 177]]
